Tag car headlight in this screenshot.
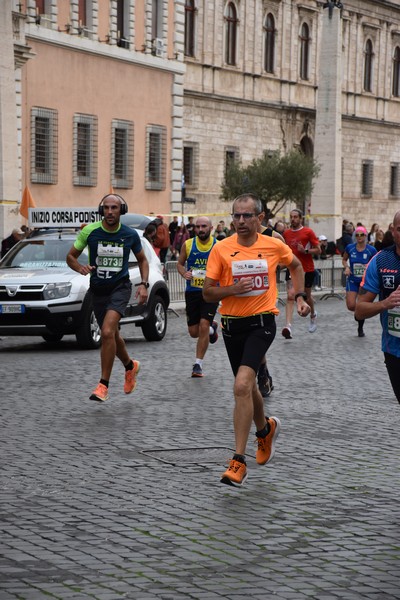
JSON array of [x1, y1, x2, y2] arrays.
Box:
[[43, 282, 72, 300]]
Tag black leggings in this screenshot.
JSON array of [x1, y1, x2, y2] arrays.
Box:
[[384, 352, 400, 404]]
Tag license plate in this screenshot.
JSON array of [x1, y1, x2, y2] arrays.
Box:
[[0, 304, 25, 314]]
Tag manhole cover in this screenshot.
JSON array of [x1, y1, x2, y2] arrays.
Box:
[[141, 446, 237, 465]]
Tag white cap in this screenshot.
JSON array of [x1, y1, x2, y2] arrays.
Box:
[[318, 235, 327, 241]]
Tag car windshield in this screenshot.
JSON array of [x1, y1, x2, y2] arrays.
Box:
[[0, 239, 88, 269]]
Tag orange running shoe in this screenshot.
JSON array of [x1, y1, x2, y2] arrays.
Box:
[[124, 360, 140, 394], [220, 459, 248, 486], [89, 383, 109, 402], [255, 416, 281, 465]]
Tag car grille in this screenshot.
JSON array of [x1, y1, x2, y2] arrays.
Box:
[[0, 285, 45, 301]]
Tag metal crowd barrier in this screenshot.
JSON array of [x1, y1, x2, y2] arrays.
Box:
[[165, 257, 346, 304]]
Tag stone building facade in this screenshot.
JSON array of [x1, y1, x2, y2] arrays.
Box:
[[182, 0, 400, 232], [0, 0, 185, 238]]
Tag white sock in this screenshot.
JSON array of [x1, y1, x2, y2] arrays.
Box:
[[195, 359, 203, 367]]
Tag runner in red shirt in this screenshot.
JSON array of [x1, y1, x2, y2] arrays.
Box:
[[282, 209, 320, 336]]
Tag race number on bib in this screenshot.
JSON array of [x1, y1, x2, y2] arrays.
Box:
[[191, 268, 206, 288], [388, 306, 400, 338], [97, 243, 123, 276], [232, 259, 269, 297], [353, 263, 366, 278]]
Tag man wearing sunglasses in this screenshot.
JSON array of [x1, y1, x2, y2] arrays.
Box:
[[342, 226, 377, 337], [203, 193, 310, 486]]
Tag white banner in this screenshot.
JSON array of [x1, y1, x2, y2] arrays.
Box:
[[28, 208, 101, 228]]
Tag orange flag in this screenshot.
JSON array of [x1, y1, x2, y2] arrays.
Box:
[[19, 186, 37, 219]]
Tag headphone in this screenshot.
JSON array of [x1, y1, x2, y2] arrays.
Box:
[[98, 193, 128, 216]]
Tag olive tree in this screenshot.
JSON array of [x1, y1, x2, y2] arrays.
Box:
[[221, 149, 320, 219]]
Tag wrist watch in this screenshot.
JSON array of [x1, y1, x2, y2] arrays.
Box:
[[139, 281, 149, 289], [295, 292, 307, 301]]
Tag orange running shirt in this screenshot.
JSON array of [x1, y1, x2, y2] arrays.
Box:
[[283, 227, 319, 272], [205, 233, 293, 317]]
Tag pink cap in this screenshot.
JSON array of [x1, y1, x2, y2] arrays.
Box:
[[355, 226, 367, 235]]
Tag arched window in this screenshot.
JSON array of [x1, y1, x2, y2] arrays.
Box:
[[225, 2, 238, 66], [393, 46, 400, 97], [299, 23, 310, 80], [184, 0, 196, 57], [264, 13, 275, 73], [364, 39, 374, 92]]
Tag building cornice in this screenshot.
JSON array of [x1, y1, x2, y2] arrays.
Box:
[[25, 24, 185, 76]]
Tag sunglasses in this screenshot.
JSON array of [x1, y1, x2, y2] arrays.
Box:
[[355, 233, 365, 238], [231, 213, 259, 221]]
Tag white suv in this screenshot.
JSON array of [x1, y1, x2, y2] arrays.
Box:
[[0, 229, 170, 348]]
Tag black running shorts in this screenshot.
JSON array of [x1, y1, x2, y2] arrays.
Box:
[[90, 279, 132, 328], [221, 313, 276, 376], [285, 269, 316, 289], [185, 291, 219, 327]]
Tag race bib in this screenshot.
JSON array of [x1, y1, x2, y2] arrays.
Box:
[[191, 268, 206, 288], [97, 243, 123, 277], [353, 263, 366, 278], [232, 259, 269, 296], [388, 306, 400, 338]]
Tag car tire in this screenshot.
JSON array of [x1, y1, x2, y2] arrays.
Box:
[[42, 333, 64, 343], [75, 296, 101, 349], [141, 295, 167, 341]]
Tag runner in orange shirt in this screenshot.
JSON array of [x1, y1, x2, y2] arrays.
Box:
[[203, 193, 310, 486]]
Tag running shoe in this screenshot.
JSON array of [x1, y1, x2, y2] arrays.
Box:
[[257, 366, 274, 398], [255, 416, 281, 465], [358, 327, 365, 338], [282, 325, 292, 339], [308, 311, 317, 333], [191, 363, 203, 377], [220, 459, 248, 486], [124, 359, 141, 394], [89, 383, 109, 402], [209, 321, 219, 344], [262, 376, 274, 398]]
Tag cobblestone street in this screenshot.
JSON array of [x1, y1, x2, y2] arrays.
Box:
[[1, 298, 399, 599]]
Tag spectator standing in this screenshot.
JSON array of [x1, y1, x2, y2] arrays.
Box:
[[282, 209, 320, 337], [177, 216, 219, 377], [203, 193, 310, 486], [143, 222, 160, 257], [1, 228, 24, 258], [227, 221, 236, 236], [355, 210, 400, 404], [374, 229, 385, 251], [168, 216, 179, 246], [342, 226, 377, 337], [186, 216, 196, 238], [318, 235, 337, 259], [339, 223, 354, 253], [368, 223, 379, 245], [152, 216, 170, 263], [171, 223, 189, 259], [382, 227, 394, 249], [213, 223, 227, 241]]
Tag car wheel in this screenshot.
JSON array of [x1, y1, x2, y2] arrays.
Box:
[[141, 295, 167, 341], [75, 298, 101, 349], [42, 333, 64, 343]]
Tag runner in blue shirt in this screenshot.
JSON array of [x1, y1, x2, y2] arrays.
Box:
[[355, 211, 400, 404], [67, 194, 149, 402], [342, 225, 377, 337]]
